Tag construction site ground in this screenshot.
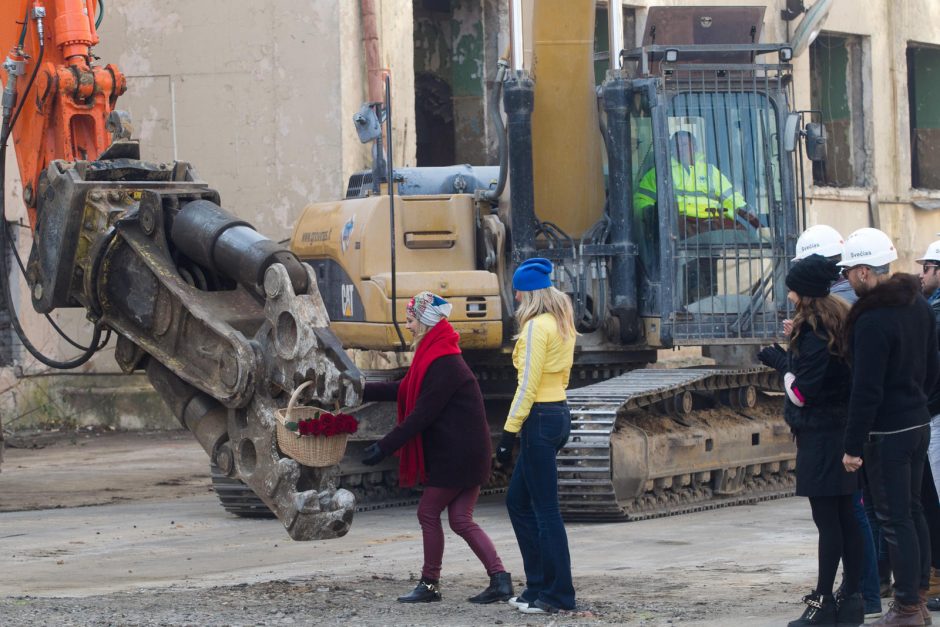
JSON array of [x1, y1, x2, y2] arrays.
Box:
[[1, 428, 860, 626]]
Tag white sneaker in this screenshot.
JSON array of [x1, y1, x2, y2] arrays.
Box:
[[518, 602, 548, 614], [507, 596, 527, 609], [519, 600, 558, 614]]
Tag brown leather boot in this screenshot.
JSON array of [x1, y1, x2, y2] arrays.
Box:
[[919, 590, 933, 626], [928, 570, 940, 597], [872, 599, 926, 626]]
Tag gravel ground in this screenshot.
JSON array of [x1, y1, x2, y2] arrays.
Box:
[[0, 571, 801, 626], [0, 430, 837, 626]]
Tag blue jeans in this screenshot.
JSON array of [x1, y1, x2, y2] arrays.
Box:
[[852, 490, 882, 612], [506, 402, 575, 610]]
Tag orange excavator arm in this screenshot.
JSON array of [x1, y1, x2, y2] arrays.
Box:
[[0, 0, 125, 229]]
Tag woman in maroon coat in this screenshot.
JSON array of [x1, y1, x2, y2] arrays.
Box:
[[361, 291, 512, 604]]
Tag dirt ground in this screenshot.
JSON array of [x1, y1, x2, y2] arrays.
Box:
[[1, 428, 212, 512], [0, 429, 861, 626]]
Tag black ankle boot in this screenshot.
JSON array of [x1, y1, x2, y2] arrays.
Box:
[[397, 578, 442, 603], [467, 572, 514, 604], [835, 591, 864, 627], [788, 592, 837, 627]]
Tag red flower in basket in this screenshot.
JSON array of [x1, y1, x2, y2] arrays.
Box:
[[291, 411, 358, 437], [319, 413, 337, 436]]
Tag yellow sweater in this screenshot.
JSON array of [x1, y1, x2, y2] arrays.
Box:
[[503, 313, 576, 434]]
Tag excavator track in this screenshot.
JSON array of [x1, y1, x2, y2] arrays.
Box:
[[211, 460, 507, 516], [211, 366, 794, 523], [558, 367, 794, 522]]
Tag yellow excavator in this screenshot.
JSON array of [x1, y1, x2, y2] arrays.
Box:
[[0, 0, 830, 528], [286, 1, 832, 521]]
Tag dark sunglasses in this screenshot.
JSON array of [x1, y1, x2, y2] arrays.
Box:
[[922, 264, 940, 274]]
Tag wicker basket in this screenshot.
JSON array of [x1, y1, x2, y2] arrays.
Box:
[[275, 381, 349, 467]]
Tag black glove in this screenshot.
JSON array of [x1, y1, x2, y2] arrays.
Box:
[[362, 443, 385, 466], [495, 431, 517, 467], [758, 343, 788, 375]]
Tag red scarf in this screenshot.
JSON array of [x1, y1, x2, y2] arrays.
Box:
[[395, 319, 462, 487]]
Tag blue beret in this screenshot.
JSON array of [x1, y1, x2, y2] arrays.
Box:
[[512, 257, 554, 291]]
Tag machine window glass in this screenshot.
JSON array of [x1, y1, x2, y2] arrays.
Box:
[[630, 102, 657, 275], [907, 43, 940, 190], [809, 33, 870, 188], [667, 91, 781, 219], [660, 91, 782, 326]]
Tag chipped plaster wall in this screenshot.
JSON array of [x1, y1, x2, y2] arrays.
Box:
[[0, 1, 415, 418], [96, 0, 347, 238]]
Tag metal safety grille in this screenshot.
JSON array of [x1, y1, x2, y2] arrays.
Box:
[[653, 64, 796, 344]]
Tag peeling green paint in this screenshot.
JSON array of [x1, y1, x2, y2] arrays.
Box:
[[413, 0, 482, 98], [413, 13, 452, 78], [910, 46, 940, 129], [810, 35, 851, 123], [595, 8, 609, 86], [451, 0, 483, 97]]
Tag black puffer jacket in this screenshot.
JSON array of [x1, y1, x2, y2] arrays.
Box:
[[784, 320, 851, 434]]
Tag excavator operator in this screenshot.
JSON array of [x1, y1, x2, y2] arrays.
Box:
[[633, 130, 749, 234], [633, 130, 761, 305]]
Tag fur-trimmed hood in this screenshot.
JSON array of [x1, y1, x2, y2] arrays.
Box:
[[846, 273, 922, 338]]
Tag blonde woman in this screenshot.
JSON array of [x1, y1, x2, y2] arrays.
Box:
[[495, 257, 577, 614]]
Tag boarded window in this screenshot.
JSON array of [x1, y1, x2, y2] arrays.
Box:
[[908, 44, 940, 190], [413, 0, 487, 167], [809, 34, 868, 188]]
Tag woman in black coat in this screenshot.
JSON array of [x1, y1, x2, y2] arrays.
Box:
[[360, 291, 512, 605], [759, 255, 863, 627]]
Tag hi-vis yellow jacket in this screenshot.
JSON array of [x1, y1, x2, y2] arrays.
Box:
[[503, 313, 576, 434], [633, 155, 746, 219]]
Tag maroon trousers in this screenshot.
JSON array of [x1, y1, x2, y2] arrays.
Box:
[[417, 485, 505, 581]]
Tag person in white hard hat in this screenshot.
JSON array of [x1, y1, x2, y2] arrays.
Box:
[[787, 225, 882, 619], [840, 227, 940, 623], [793, 225, 856, 305], [916, 239, 940, 305], [785, 225, 855, 336], [793, 225, 846, 261], [914, 239, 940, 612]]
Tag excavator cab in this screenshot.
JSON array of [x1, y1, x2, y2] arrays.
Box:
[[623, 46, 798, 348]]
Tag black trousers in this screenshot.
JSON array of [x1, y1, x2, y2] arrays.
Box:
[[864, 425, 932, 605]]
